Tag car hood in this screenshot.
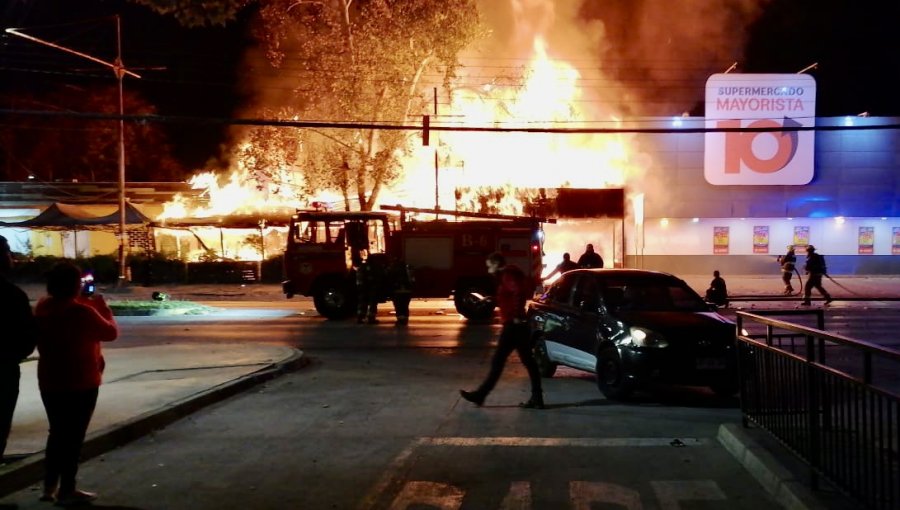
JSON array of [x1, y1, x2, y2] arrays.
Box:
[[613, 310, 734, 337]]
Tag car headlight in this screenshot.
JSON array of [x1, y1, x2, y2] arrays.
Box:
[[629, 327, 669, 348]]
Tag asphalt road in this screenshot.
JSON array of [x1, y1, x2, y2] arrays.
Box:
[[5, 299, 896, 509]]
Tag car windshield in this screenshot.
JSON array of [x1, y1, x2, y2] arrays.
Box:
[[605, 279, 709, 312]]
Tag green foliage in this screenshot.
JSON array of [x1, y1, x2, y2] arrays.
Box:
[[128, 253, 187, 285], [10, 255, 119, 283], [108, 300, 214, 316], [128, 0, 251, 27]]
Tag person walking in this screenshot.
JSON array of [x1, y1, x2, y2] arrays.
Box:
[[0, 235, 36, 463], [776, 245, 797, 295], [577, 243, 604, 269], [34, 262, 118, 505], [801, 245, 833, 306], [541, 252, 579, 282], [460, 252, 544, 409], [386, 256, 414, 325], [705, 270, 728, 307]]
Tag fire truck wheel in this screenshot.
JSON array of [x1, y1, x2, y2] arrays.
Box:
[[454, 281, 496, 321], [534, 337, 558, 378], [313, 278, 355, 320]]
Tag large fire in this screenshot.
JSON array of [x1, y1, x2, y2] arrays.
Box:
[[386, 37, 639, 213], [156, 37, 646, 263]]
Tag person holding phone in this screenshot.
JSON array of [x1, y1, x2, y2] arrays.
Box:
[[34, 262, 118, 505]]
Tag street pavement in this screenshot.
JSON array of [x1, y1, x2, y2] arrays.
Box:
[[1, 274, 897, 508]]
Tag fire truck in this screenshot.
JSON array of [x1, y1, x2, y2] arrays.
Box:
[[282, 205, 552, 320]]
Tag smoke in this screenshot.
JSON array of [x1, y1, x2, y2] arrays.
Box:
[[476, 0, 770, 116]]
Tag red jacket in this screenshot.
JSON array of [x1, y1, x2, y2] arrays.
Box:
[[35, 296, 118, 392], [496, 265, 529, 323]]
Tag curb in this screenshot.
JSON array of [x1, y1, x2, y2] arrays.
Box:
[[718, 423, 823, 510], [0, 349, 307, 498]]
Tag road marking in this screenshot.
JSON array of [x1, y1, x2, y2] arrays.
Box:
[[571, 481, 642, 510], [423, 437, 709, 447], [357, 437, 710, 509], [384, 481, 730, 510], [387, 481, 463, 510]]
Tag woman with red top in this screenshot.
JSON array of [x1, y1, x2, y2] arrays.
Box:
[[34, 262, 118, 506], [460, 252, 544, 409]]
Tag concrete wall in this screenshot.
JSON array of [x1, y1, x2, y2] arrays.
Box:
[[626, 255, 900, 276]]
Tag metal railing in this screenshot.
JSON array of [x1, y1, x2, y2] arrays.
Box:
[[736, 310, 900, 510]]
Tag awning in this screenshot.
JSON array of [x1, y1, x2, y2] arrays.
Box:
[[0, 202, 151, 230]]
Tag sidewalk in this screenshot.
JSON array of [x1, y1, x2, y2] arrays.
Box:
[[0, 341, 304, 496]]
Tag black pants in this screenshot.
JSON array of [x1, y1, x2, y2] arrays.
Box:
[[0, 364, 20, 459], [41, 388, 98, 493], [392, 291, 412, 323], [781, 270, 793, 289], [804, 273, 831, 301], [356, 292, 377, 321], [477, 322, 542, 397]]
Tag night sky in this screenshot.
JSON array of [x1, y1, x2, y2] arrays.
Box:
[[1, 0, 898, 173]]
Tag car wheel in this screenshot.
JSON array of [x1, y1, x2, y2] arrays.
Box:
[[534, 337, 557, 378], [454, 279, 496, 321], [596, 346, 634, 400], [313, 277, 356, 320]]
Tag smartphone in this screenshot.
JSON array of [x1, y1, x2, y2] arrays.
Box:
[[81, 273, 96, 297]]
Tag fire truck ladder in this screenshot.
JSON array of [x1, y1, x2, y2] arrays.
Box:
[[380, 204, 557, 224]]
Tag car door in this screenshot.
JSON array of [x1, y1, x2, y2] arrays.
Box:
[[562, 273, 603, 371], [534, 272, 578, 363]]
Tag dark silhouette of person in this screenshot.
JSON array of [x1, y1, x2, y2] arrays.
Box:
[[460, 252, 544, 409], [705, 270, 728, 307], [386, 256, 414, 325], [542, 252, 579, 281], [802, 245, 833, 306], [577, 244, 604, 269], [355, 250, 385, 324], [777, 245, 797, 295], [0, 235, 36, 462], [34, 262, 118, 505]]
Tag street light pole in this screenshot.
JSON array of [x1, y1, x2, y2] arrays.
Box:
[[6, 16, 141, 284], [115, 16, 128, 284]]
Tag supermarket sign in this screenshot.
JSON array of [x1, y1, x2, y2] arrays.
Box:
[[704, 73, 816, 185]]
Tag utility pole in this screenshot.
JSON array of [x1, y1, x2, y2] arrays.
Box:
[[6, 16, 141, 284]]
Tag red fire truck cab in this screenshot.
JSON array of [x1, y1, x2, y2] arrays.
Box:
[[282, 205, 552, 320]]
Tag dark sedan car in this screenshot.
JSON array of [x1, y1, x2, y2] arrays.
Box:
[[528, 269, 738, 399]]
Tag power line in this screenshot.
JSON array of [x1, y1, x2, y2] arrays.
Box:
[[1, 108, 896, 134]]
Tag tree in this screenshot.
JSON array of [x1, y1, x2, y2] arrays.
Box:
[[0, 85, 183, 182], [247, 0, 484, 210], [129, 0, 252, 27]]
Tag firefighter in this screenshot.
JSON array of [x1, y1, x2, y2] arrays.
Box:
[[802, 245, 833, 306], [705, 270, 728, 307], [386, 256, 414, 325], [355, 249, 383, 324], [776, 245, 797, 295], [577, 243, 604, 269], [542, 252, 578, 282]]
